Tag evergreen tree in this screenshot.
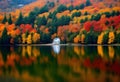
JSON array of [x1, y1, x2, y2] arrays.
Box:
[[86, 0, 91, 6], [36, 16, 47, 27], [104, 12, 111, 18], [0, 27, 10, 44], [68, 5, 74, 11], [57, 5, 67, 13], [84, 11, 89, 15], [57, 16, 71, 26], [2, 14, 7, 24], [40, 32, 51, 43], [27, 11, 36, 25], [72, 11, 81, 18], [15, 12, 24, 26], [38, 5, 49, 14], [8, 14, 12, 24], [79, 4, 85, 9]]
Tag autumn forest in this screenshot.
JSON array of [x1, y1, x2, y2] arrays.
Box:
[[0, 0, 120, 44]]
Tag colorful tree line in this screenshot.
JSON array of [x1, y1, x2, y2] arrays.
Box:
[[0, 0, 120, 44]]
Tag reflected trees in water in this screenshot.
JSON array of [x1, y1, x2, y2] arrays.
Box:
[[0, 45, 120, 82]]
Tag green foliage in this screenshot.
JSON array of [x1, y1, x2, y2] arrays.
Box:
[[56, 16, 71, 26], [103, 31, 109, 44], [48, 2, 55, 8], [74, 6, 80, 10], [90, 14, 101, 21], [84, 11, 89, 15], [80, 17, 88, 23], [86, 0, 91, 6], [67, 32, 78, 43], [111, 10, 116, 17], [48, 11, 57, 19], [38, 5, 49, 14], [40, 32, 51, 43], [57, 5, 67, 13], [85, 28, 98, 44], [48, 15, 71, 27], [104, 12, 111, 18], [8, 14, 13, 24], [2, 14, 7, 24], [27, 11, 37, 25], [72, 11, 81, 18], [36, 16, 47, 27], [68, 5, 74, 11], [15, 12, 24, 26], [14, 35, 20, 44], [80, 19, 85, 23], [115, 32, 120, 43], [0, 27, 10, 44], [79, 4, 85, 9], [33, 7, 40, 14], [49, 26, 57, 34]]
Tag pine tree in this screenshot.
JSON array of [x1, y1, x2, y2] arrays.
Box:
[[86, 0, 91, 6], [2, 14, 7, 24], [0, 27, 10, 44], [8, 14, 12, 24], [15, 12, 24, 26]]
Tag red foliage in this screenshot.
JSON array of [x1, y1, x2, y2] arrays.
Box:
[[83, 58, 120, 74], [84, 21, 92, 32], [20, 24, 36, 33], [93, 21, 103, 32], [83, 15, 120, 32]]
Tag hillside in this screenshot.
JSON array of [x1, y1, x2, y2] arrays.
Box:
[[0, 0, 120, 44]]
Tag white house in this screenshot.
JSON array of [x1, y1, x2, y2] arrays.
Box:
[[52, 38, 60, 44]]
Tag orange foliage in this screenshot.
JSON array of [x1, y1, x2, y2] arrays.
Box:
[[74, 35, 80, 43], [69, 24, 81, 33]]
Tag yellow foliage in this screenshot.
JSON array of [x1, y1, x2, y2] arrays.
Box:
[[32, 47, 40, 57], [108, 46, 115, 59], [22, 33, 26, 44], [101, 14, 106, 19], [81, 34, 85, 43], [27, 46, 32, 56], [38, 12, 49, 18], [71, 9, 78, 14], [27, 34, 32, 44], [32, 33, 40, 43], [108, 31, 115, 44], [97, 32, 104, 44], [81, 46, 85, 56], [97, 46, 104, 57], [112, 7, 120, 12], [22, 46, 26, 56], [74, 46, 80, 55]]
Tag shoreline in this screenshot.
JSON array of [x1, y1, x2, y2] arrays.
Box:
[[0, 43, 120, 46]]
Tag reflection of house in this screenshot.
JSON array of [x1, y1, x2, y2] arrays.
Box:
[[52, 38, 60, 44], [52, 45, 60, 54]]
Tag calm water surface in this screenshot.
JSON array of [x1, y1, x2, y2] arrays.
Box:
[[0, 45, 120, 82]]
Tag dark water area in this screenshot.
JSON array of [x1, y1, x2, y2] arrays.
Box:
[[0, 45, 120, 82]]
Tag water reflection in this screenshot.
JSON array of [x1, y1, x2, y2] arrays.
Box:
[[52, 45, 60, 54], [0, 45, 120, 82]]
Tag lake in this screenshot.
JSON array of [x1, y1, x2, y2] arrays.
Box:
[[0, 45, 120, 82]]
